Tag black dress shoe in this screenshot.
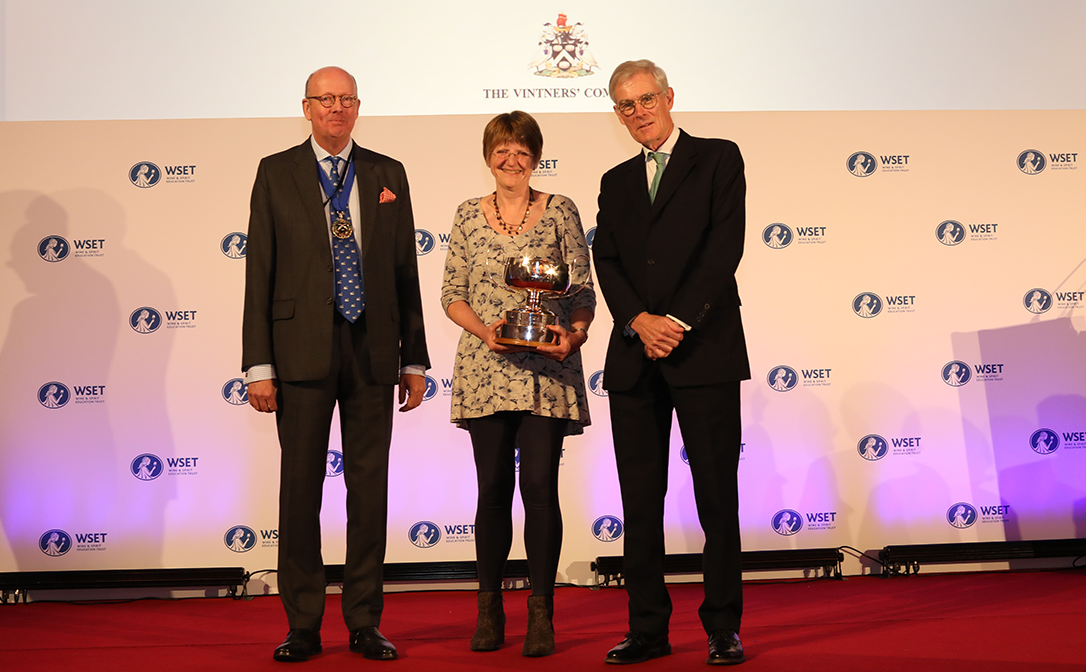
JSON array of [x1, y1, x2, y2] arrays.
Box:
[[273, 629, 321, 662], [605, 631, 671, 664], [707, 630, 745, 665], [349, 626, 398, 660]]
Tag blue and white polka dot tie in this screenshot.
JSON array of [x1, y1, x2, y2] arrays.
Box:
[[326, 156, 364, 322]]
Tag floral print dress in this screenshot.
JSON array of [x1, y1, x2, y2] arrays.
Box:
[[440, 194, 595, 435]]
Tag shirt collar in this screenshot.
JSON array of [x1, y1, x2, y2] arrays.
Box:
[[310, 136, 354, 163], [643, 128, 679, 161]]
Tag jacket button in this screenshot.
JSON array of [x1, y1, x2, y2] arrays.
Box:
[[647, 259, 655, 265], [326, 298, 333, 305], [327, 265, 334, 272]]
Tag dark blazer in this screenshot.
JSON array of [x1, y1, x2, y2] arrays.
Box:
[[242, 140, 429, 384], [593, 129, 750, 391]]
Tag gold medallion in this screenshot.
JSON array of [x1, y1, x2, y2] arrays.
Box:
[[332, 214, 353, 240]]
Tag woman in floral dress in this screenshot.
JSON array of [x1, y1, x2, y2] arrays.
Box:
[[441, 111, 595, 657]]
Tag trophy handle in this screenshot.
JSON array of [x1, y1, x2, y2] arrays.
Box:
[[563, 254, 590, 297], [485, 251, 518, 297]]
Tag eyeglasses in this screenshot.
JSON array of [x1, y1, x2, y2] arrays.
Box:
[[616, 91, 665, 117], [492, 149, 533, 161], [306, 94, 359, 108]]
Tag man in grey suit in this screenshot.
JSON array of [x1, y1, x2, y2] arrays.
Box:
[[593, 60, 749, 666], [243, 66, 430, 663]]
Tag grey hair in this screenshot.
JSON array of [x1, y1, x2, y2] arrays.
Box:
[[608, 59, 669, 103]]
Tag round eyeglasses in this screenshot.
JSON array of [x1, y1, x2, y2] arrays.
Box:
[[616, 91, 664, 117], [306, 94, 358, 108]]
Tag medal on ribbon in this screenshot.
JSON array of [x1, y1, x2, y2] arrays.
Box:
[[332, 212, 353, 239]]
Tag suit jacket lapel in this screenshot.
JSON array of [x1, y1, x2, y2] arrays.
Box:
[[650, 130, 695, 216], [290, 142, 333, 265], [618, 154, 652, 218], [351, 145, 380, 259]]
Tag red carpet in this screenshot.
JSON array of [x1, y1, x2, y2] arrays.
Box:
[[1, 570, 1084, 671]]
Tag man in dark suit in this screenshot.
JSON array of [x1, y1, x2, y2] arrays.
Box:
[[593, 60, 750, 666], [242, 66, 430, 663]]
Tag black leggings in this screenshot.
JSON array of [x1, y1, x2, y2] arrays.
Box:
[[468, 412, 565, 596]]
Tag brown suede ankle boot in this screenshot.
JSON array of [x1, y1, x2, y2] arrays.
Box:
[[522, 595, 554, 656], [470, 591, 505, 651]]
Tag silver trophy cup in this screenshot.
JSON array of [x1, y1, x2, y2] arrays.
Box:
[[487, 254, 589, 347]]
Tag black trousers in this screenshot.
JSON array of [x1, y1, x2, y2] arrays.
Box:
[[608, 364, 743, 635], [275, 313, 394, 631], [467, 412, 566, 596]]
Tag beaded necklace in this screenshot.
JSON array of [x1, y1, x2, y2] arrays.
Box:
[[492, 190, 534, 235]]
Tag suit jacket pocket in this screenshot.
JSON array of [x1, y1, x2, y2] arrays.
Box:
[[272, 299, 295, 321]]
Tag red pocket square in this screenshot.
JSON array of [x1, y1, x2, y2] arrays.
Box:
[[379, 187, 397, 203]]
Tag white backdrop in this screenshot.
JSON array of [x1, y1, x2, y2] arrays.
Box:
[[1, 109, 1083, 587], [2, 1, 1085, 589], [3, 2, 1086, 121]]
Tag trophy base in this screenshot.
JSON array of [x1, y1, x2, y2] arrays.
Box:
[[496, 310, 556, 348]]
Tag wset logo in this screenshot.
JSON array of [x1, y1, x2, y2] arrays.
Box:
[[585, 226, 596, 248], [129, 307, 162, 334], [39, 529, 73, 557], [857, 434, 888, 461], [222, 379, 249, 406], [38, 236, 71, 262], [846, 151, 877, 177], [1017, 150, 1046, 175], [423, 376, 438, 401], [221, 233, 247, 259], [38, 381, 71, 409], [131, 453, 163, 481], [762, 223, 793, 249], [592, 516, 623, 542], [853, 293, 883, 318], [941, 361, 972, 387], [533, 158, 560, 178], [772, 509, 803, 536], [326, 450, 344, 477], [1023, 288, 1052, 314], [936, 220, 964, 246], [224, 525, 257, 553], [588, 370, 607, 397], [129, 162, 162, 188], [415, 229, 435, 256], [766, 365, 798, 392], [529, 13, 599, 78], [1029, 429, 1059, 455], [946, 503, 978, 529], [409, 521, 441, 548]]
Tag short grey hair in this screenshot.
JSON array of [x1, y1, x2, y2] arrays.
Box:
[[608, 59, 669, 103]]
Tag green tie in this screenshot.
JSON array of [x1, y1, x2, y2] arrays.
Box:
[[648, 151, 667, 203]]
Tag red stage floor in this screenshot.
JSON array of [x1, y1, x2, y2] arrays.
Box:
[[1, 570, 1084, 671]]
